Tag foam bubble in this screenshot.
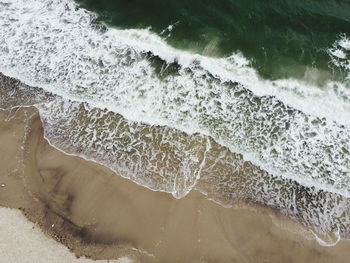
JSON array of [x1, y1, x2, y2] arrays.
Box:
[[329, 34, 350, 79]]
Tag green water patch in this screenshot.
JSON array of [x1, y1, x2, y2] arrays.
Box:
[[75, 0, 350, 79]]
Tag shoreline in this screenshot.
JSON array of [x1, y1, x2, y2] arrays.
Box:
[[0, 106, 350, 262]]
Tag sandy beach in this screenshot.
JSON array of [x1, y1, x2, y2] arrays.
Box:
[[0, 106, 349, 262], [1, 0, 350, 261]]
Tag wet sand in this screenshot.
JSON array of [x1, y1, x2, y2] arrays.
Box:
[[0, 106, 349, 263]]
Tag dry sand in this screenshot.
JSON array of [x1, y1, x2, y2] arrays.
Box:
[[0, 207, 132, 263], [0, 106, 349, 263]]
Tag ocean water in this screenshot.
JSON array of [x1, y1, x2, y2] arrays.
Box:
[[0, 0, 350, 245]]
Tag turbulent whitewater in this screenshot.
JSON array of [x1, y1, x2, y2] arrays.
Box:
[[1, 0, 350, 244]]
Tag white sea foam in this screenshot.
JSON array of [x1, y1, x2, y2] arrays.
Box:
[[329, 34, 350, 82], [0, 0, 350, 201]]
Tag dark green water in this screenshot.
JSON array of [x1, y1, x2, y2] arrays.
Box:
[[76, 0, 350, 79]]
